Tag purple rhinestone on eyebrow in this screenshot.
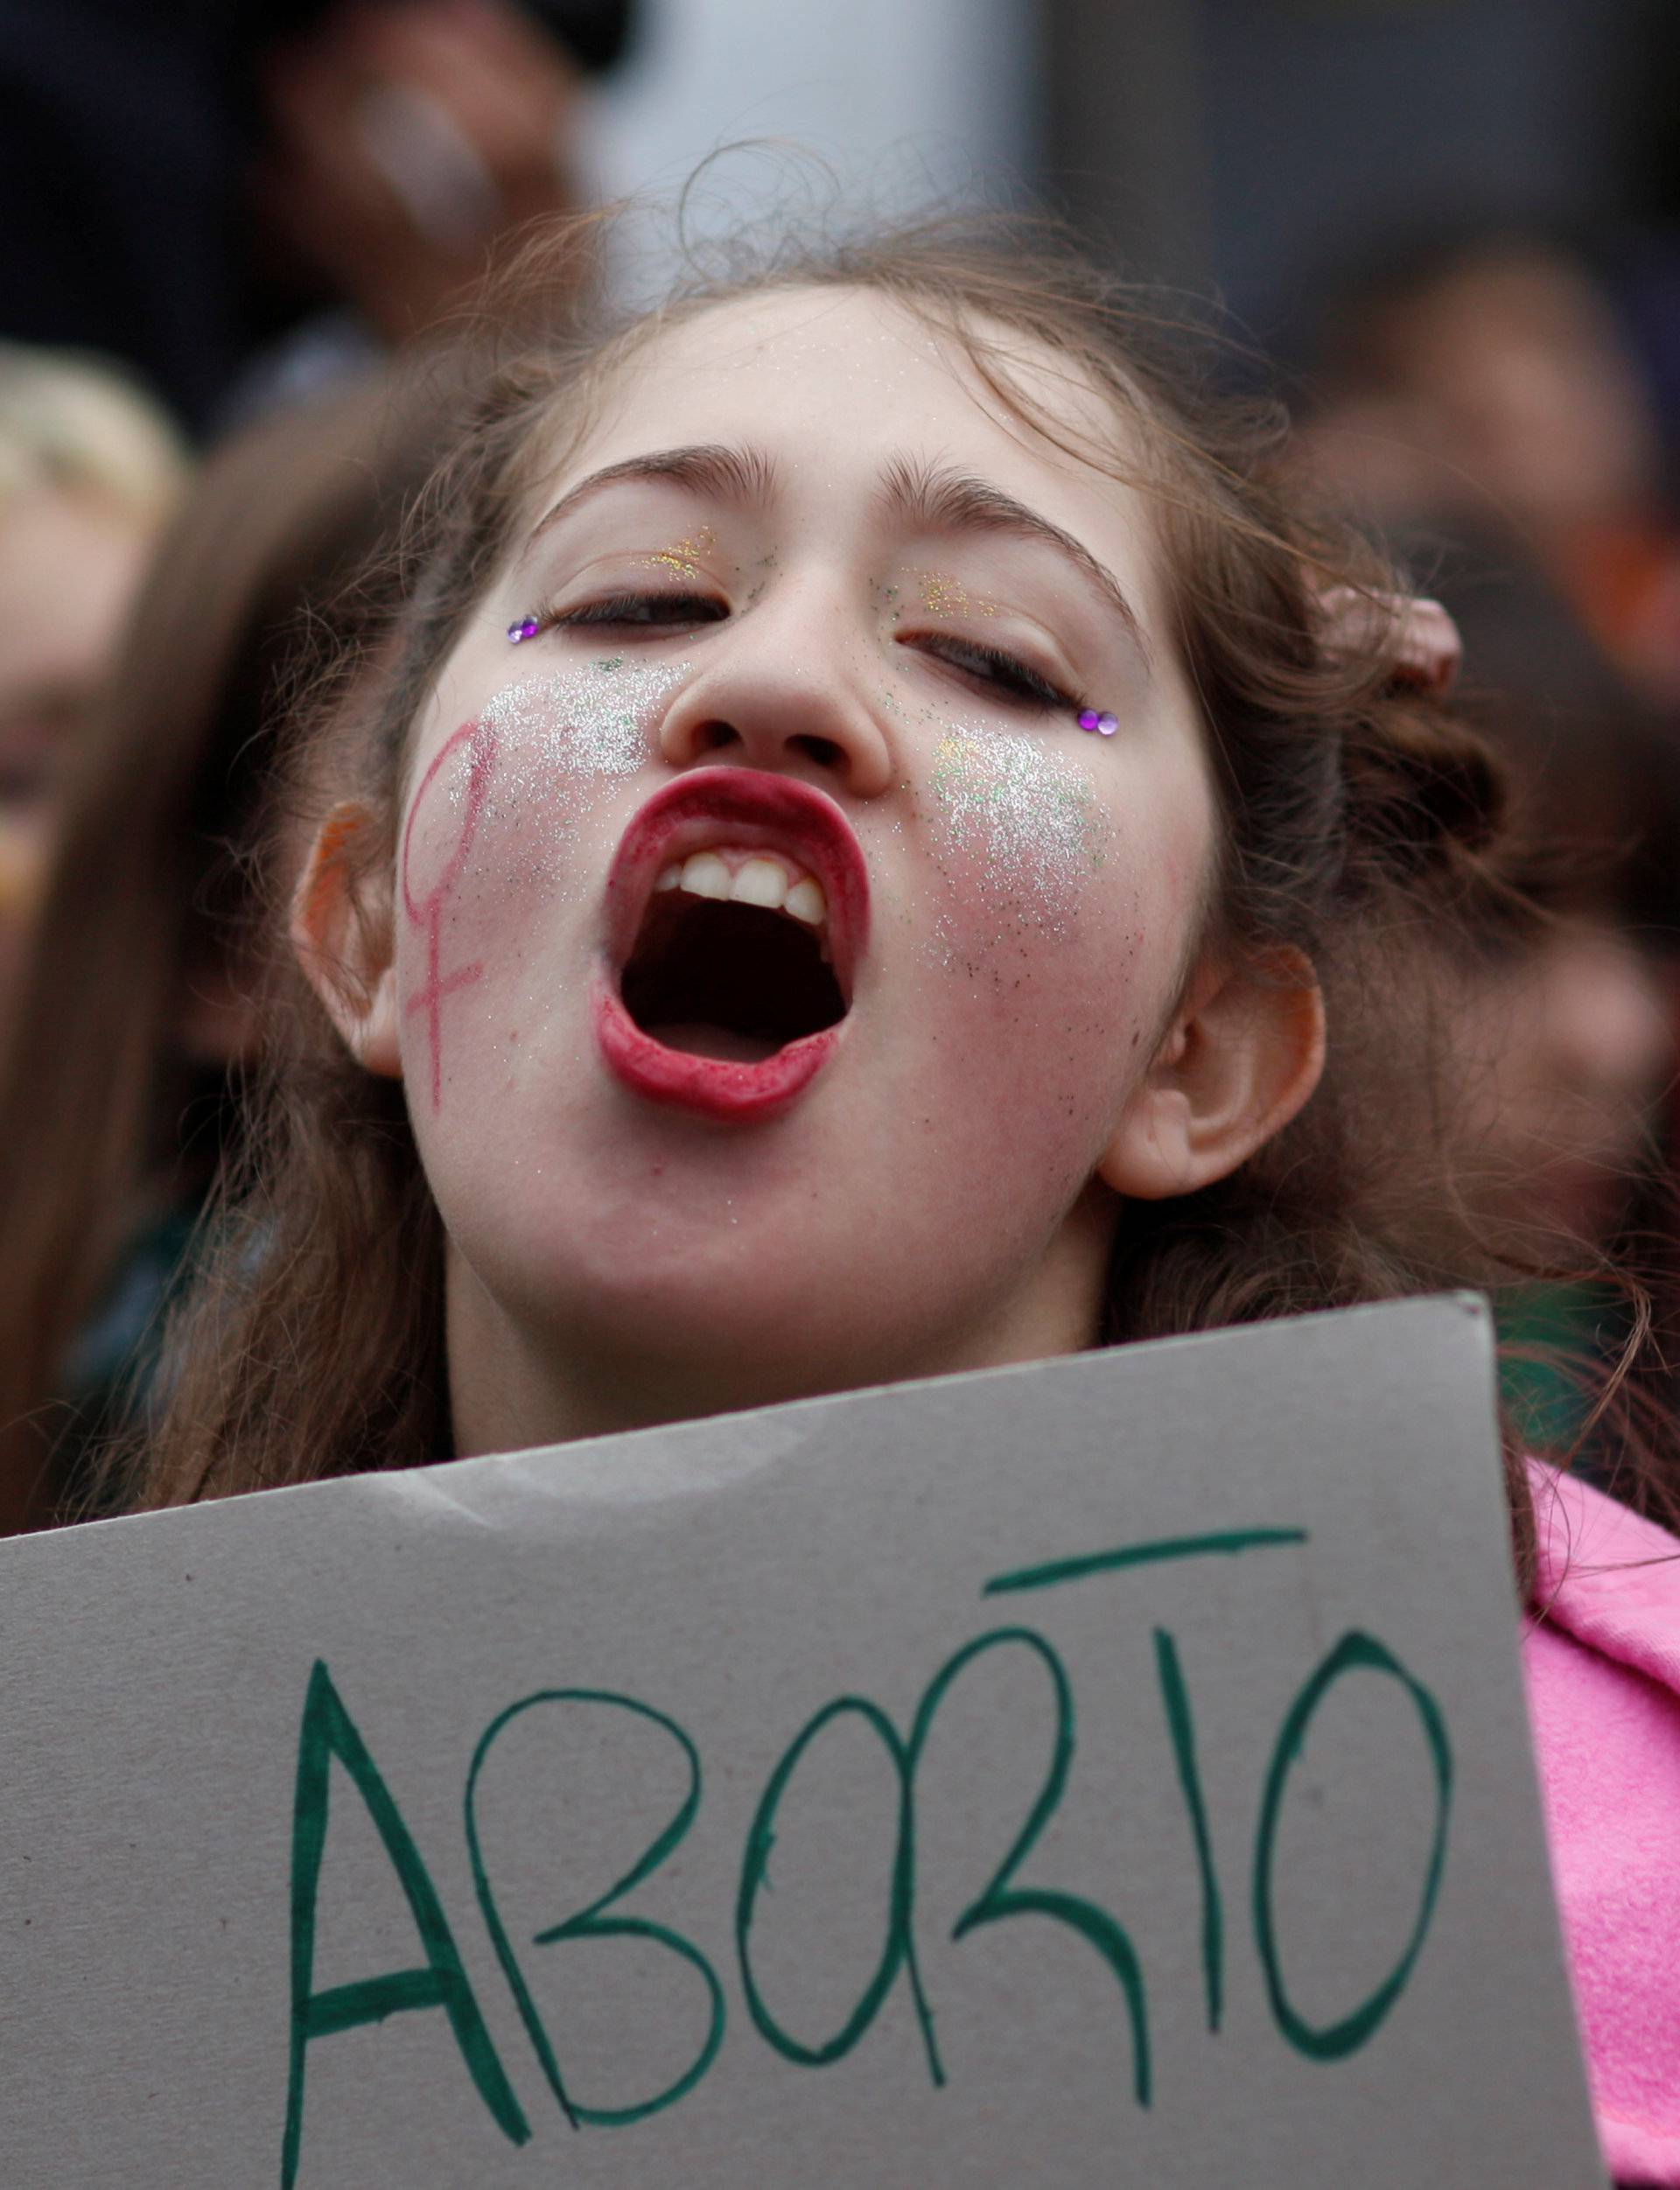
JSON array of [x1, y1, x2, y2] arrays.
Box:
[[1077, 708, 1119, 736], [507, 616, 540, 643]]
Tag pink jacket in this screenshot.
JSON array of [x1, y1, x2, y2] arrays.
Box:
[[1525, 1467, 1680, 2185]]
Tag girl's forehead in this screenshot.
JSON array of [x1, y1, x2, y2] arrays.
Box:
[[527, 284, 1159, 566], [626, 284, 979, 388]]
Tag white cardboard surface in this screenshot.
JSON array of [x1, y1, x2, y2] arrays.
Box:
[[0, 1296, 1605, 2186]]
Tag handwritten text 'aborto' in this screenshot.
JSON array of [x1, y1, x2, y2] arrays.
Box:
[[282, 1525, 1451, 2187]]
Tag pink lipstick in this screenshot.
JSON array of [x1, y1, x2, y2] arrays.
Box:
[[593, 768, 870, 1123]]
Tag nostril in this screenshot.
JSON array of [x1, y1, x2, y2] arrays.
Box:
[[790, 733, 844, 770], [695, 721, 738, 753]]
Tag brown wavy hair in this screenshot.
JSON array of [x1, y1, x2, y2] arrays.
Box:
[[101, 210, 1671, 1578], [0, 367, 464, 1530]]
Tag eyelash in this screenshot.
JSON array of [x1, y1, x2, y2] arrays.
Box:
[[915, 634, 1077, 712], [533, 591, 1084, 715], [548, 591, 728, 631]]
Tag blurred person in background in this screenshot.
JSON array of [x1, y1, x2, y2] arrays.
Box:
[[0, 365, 458, 1534], [1295, 233, 1680, 1476], [1423, 552, 1679, 1475], [1299, 228, 1680, 710], [0, 0, 635, 431], [0, 344, 186, 1059]]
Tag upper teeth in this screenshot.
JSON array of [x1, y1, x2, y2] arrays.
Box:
[[654, 848, 828, 927]]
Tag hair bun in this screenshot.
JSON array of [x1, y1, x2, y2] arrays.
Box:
[[1341, 692, 1510, 885], [1319, 585, 1463, 696]]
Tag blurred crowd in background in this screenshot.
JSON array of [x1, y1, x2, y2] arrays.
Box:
[[4, 0, 1680, 1526]]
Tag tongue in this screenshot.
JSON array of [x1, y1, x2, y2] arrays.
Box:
[[643, 1022, 786, 1063]]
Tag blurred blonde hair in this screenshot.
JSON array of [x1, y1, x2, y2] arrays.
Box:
[[0, 362, 465, 1531], [0, 342, 186, 516]]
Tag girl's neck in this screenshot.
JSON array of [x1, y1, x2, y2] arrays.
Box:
[[442, 1195, 1116, 1458]]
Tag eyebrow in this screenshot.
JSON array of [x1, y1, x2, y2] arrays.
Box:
[[523, 440, 1149, 670], [525, 443, 779, 547], [879, 456, 1151, 670]]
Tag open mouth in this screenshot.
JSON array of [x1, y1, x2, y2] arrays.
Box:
[[620, 850, 847, 1062], [593, 768, 869, 1121]]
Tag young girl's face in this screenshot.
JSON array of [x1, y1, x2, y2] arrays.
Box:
[[373, 288, 1239, 1443]]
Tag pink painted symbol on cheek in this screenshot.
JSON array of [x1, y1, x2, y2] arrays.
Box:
[[401, 717, 498, 1110]]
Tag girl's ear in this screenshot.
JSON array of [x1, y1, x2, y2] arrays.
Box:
[[1098, 948, 1325, 1201], [290, 801, 403, 1081]]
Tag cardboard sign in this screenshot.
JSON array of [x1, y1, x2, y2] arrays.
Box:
[[0, 1296, 1604, 2187]]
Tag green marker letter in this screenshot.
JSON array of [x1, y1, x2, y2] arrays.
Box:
[[281, 1661, 529, 2188], [1252, 1630, 1452, 2061]]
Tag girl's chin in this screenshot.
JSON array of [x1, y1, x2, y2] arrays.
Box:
[[460, 1207, 940, 1386], [471, 1221, 826, 1336]]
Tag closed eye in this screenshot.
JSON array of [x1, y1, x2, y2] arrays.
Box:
[[912, 633, 1077, 711], [549, 591, 728, 633]]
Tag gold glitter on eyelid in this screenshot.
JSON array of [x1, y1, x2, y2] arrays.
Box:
[[915, 569, 997, 619], [640, 525, 718, 576]]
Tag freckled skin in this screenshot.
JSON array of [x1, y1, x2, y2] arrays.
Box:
[[393, 288, 1221, 1451]]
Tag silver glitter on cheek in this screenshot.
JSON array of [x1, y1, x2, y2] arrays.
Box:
[[476, 656, 690, 815], [917, 716, 1110, 961], [395, 660, 698, 1097], [416, 655, 692, 934]]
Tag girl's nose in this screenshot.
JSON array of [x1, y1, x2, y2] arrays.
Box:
[[655, 589, 895, 798]]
